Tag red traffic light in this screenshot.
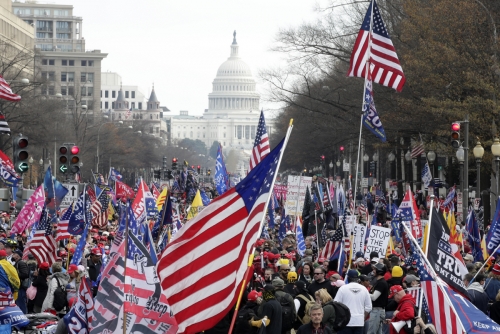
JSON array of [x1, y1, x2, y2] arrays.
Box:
[[70, 146, 80, 154], [18, 139, 28, 148], [191, 165, 194, 169], [340, 146, 344, 151], [451, 123, 460, 131], [172, 158, 177, 162], [59, 146, 67, 154], [320, 155, 325, 160], [197, 165, 200, 169]]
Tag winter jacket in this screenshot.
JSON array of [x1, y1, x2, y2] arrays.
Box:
[[31, 274, 49, 308], [87, 259, 102, 282], [260, 298, 282, 334], [467, 282, 489, 314], [296, 321, 334, 334], [275, 289, 297, 322], [322, 301, 336, 331], [41, 272, 70, 312], [489, 300, 500, 325], [485, 278, 500, 302], [14, 259, 30, 287], [390, 294, 415, 334]]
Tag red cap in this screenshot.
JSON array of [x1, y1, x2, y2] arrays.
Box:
[[91, 228, 98, 233], [39, 262, 50, 270], [56, 257, 62, 262], [59, 250, 67, 256], [0, 250, 6, 257], [318, 257, 326, 264], [389, 285, 404, 298], [67, 264, 79, 274], [247, 290, 262, 301], [69, 247, 75, 254], [91, 248, 102, 256]]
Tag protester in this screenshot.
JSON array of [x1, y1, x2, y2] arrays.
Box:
[[314, 288, 336, 331], [463, 273, 488, 314], [298, 262, 314, 286], [387, 285, 415, 334], [42, 262, 70, 316], [308, 267, 336, 298], [252, 285, 281, 333], [0, 249, 19, 301], [285, 271, 298, 297], [12, 249, 29, 314], [334, 270, 372, 334], [489, 290, 500, 325], [293, 280, 315, 328], [368, 263, 389, 334], [66, 264, 82, 303], [296, 303, 334, 334], [272, 277, 296, 334], [484, 263, 500, 302]]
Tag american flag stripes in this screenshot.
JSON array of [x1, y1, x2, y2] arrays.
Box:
[[411, 141, 425, 158], [158, 137, 286, 333], [91, 192, 109, 228], [0, 114, 10, 134], [56, 206, 72, 241], [248, 110, 270, 171], [347, 0, 405, 92], [27, 210, 57, 265], [320, 228, 343, 259], [0, 75, 21, 102]]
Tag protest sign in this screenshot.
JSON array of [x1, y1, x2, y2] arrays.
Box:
[[352, 223, 366, 257], [285, 175, 312, 216], [365, 225, 391, 258]]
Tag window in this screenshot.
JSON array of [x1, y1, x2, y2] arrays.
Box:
[[35, 9, 50, 15], [105, 91, 108, 98], [54, 9, 69, 16], [81, 86, 93, 97], [224, 133, 226, 138], [61, 87, 67, 96], [42, 59, 48, 65], [119, 113, 122, 119], [131, 91, 135, 98], [62, 60, 67, 66], [125, 91, 129, 98], [245, 125, 250, 139], [88, 61, 94, 66], [69, 60, 74, 66], [251, 125, 256, 139], [68, 86, 74, 96], [112, 91, 116, 98], [67, 72, 74, 82], [237, 125, 242, 139], [81, 60, 87, 66], [112, 102, 115, 109], [131, 102, 135, 109], [61, 72, 67, 81], [178, 133, 181, 138], [48, 86, 55, 95], [151, 127, 154, 134], [80, 72, 93, 82], [49, 59, 54, 65], [56, 33, 70, 39], [105, 102, 108, 109], [138, 102, 142, 109]]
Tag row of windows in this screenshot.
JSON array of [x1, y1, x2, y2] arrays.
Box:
[[14, 8, 70, 16], [102, 102, 143, 110], [101, 90, 136, 99], [0, 19, 32, 48], [41, 59, 94, 67], [213, 84, 254, 91], [60, 72, 94, 82]]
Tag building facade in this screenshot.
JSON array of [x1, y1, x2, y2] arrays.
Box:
[[168, 32, 273, 159], [13, 1, 106, 118], [101, 72, 147, 112]]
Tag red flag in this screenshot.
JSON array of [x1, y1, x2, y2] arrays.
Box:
[[115, 180, 134, 199], [0, 75, 21, 102]]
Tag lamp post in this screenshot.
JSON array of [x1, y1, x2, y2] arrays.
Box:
[[38, 158, 43, 186], [363, 153, 369, 178], [492, 138, 500, 205], [388, 152, 395, 179], [336, 160, 340, 177], [456, 145, 465, 196], [427, 150, 436, 175], [473, 140, 484, 202], [405, 150, 412, 188], [329, 161, 333, 178], [28, 156, 33, 188]]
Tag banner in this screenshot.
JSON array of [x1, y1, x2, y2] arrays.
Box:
[[365, 225, 391, 258], [64, 277, 94, 333], [352, 223, 367, 257], [273, 183, 287, 200], [285, 175, 312, 216], [11, 185, 44, 234]]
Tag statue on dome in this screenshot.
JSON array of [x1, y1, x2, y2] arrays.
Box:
[[233, 30, 237, 44]]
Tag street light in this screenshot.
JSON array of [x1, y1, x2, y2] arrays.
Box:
[[38, 158, 43, 185], [28, 156, 33, 188], [473, 140, 484, 201], [492, 137, 500, 203], [404, 150, 412, 187], [388, 152, 395, 179], [427, 150, 436, 181]]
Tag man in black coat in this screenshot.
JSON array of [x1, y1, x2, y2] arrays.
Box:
[[87, 248, 102, 297], [12, 249, 29, 314], [307, 267, 336, 299], [252, 285, 282, 333], [296, 303, 333, 334], [464, 273, 489, 314]]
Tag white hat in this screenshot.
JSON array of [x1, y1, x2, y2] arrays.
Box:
[[370, 257, 380, 264]]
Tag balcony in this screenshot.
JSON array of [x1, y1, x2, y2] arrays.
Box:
[[16, 13, 82, 20]]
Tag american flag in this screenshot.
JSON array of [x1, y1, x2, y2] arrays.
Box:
[[0, 114, 10, 134], [347, 179, 354, 214], [416, 254, 462, 334], [0, 75, 21, 102], [27, 209, 57, 265], [411, 141, 425, 159], [248, 110, 270, 171], [56, 206, 72, 241], [320, 228, 343, 259], [157, 136, 285, 333], [347, 0, 405, 92]]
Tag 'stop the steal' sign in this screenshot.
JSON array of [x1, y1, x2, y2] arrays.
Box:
[[365, 225, 391, 259]]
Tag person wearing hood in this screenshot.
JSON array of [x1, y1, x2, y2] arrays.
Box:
[[388, 285, 415, 334], [293, 280, 315, 329], [285, 271, 298, 297], [463, 273, 489, 314], [233, 290, 263, 334], [42, 262, 70, 316], [387, 266, 404, 288]]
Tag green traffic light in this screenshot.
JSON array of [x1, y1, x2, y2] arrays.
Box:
[[59, 165, 68, 173], [17, 162, 29, 173]]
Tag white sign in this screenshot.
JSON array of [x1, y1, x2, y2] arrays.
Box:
[[343, 161, 350, 172], [361, 178, 368, 187], [352, 223, 366, 257], [285, 175, 312, 216], [60, 183, 79, 208], [344, 215, 356, 236], [365, 225, 391, 258], [456, 191, 463, 223]]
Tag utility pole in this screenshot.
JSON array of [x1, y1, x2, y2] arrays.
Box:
[[464, 114, 469, 224]]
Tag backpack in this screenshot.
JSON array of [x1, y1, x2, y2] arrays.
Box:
[[330, 301, 351, 331], [278, 294, 295, 332], [401, 301, 419, 334], [234, 307, 256, 334], [52, 277, 67, 312], [297, 294, 316, 324]]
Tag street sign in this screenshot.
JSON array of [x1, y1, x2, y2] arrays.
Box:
[[17, 162, 28, 173], [361, 178, 368, 187], [59, 165, 68, 173], [60, 183, 79, 208], [343, 161, 350, 172]]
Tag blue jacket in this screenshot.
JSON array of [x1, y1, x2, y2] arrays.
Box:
[[484, 278, 500, 302]]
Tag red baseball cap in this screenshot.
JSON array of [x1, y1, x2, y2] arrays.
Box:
[[67, 264, 79, 274], [39, 262, 50, 270], [318, 257, 326, 264], [389, 285, 404, 298], [91, 248, 102, 256], [0, 250, 6, 257], [247, 290, 262, 301]]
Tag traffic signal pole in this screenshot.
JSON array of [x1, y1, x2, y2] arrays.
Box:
[[464, 114, 469, 229]]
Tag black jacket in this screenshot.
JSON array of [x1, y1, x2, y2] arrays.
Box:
[[260, 298, 282, 334], [15, 259, 30, 281], [87, 259, 102, 282], [467, 284, 489, 315], [297, 322, 333, 334], [489, 301, 500, 326], [31, 274, 49, 307], [308, 279, 336, 299]]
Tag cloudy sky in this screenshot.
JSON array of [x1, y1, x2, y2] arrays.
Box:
[[37, 0, 325, 115]]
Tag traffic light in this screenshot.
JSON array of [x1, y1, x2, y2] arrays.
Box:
[[58, 145, 69, 173], [191, 165, 194, 170], [172, 158, 178, 170], [451, 122, 460, 148], [167, 170, 173, 179], [154, 169, 161, 179], [207, 169, 211, 176], [320, 155, 325, 166], [69, 144, 80, 173], [339, 146, 344, 152], [163, 156, 167, 170], [13, 135, 29, 174], [197, 165, 201, 174]]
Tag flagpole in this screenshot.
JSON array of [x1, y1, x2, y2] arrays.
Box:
[[352, 114, 363, 220], [423, 195, 435, 255], [228, 120, 294, 332], [400, 220, 467, 333], [122, 202, 129, 334]]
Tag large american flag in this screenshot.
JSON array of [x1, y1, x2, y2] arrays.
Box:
[[0, 75, 21, 102], [56, 206, 72, 241], [248, 110, 270, 171], [27, 209, 57, 265], [91, 192, 109, 229], [320, 227, 343, 260], [157, 136, 286, 333], [347, 0, 405, 92]]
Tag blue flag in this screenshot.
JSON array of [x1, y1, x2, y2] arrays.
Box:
[[486, 199, 500, 255], [215, 144, 229, 195], [142, 224, 158, 265], [421, 162, 433, 188], [296, 221, 306, 256], [200, 189, 211, 206], [71, 223, 88, 265], [152, 195, 172, 240], [362, 72, 386, 142], [68, 192, 91, 235], [278, 218, 287, 245], [268, 200, 275, 229], [260, 225, 270, 240], [466, 210, 484, 262]]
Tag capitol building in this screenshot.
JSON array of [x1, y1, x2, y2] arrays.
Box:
[[168, 32, 274, 170]]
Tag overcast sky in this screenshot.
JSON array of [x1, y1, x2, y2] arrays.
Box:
[[38, 0, 325, 116]]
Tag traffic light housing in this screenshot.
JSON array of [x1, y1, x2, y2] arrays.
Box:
[[13, 135, 29, 174], [69, 144, 80, 173], [172, 158, 178, 170], [154, 169, 161, 179], [58, 145, 69, 173], [451, 122, 460, 148], [197, 165, 201, 174], [207, 169, 211, 176]]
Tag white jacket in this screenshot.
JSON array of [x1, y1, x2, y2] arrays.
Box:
[[41, 272, 70, 312], [334, 282, 372, 327]]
